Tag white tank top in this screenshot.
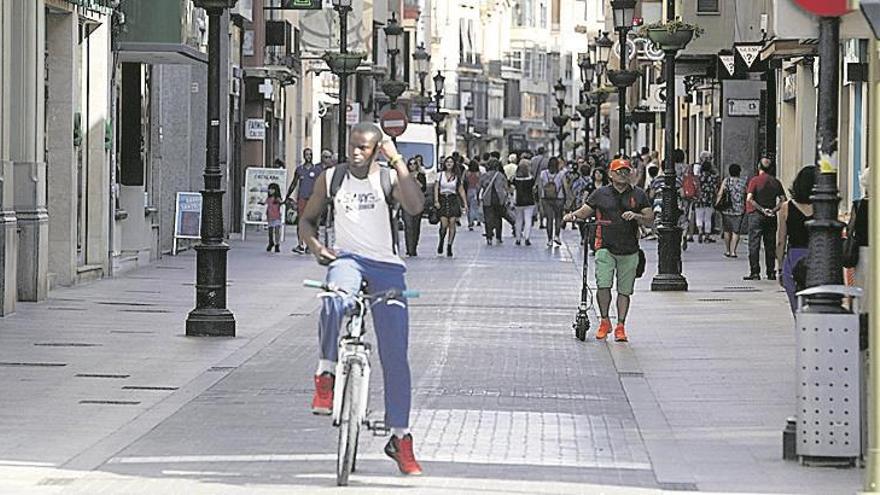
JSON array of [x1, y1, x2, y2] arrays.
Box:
[[327, 167, 403, 266], [439, 172, 458, 195]]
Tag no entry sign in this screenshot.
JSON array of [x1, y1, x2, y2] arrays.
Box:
[[380, 109, 408, 138], [792, 0, 850, 16]]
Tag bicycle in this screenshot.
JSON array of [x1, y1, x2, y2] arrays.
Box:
[[303, 279, 420, 486]]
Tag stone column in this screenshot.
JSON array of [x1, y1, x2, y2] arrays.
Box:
[[0, 0, 18, 314], [11, 0, 48, 302]]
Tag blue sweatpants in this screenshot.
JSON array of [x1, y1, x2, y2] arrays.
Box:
[[319, 253, 412, 428]]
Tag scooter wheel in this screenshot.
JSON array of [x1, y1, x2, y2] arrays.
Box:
[[574, 319, 589, 341]]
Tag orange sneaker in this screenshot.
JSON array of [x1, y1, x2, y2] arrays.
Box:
[[385, 434, 423, 475], [614, 323, 628, 342], [311, 372, 334, 415], [596, 319, 612, 340]]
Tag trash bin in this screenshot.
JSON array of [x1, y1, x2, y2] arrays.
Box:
[[795, 285, 863, 466]]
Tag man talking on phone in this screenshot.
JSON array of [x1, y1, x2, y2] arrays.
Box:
[[298, 122, 426, 475]]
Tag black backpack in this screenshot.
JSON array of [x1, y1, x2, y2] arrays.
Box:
[[328, 164, 399, 255]]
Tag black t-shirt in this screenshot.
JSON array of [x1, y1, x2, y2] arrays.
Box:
[[586, 185, 651, 255], [513, 176, 536, 206]]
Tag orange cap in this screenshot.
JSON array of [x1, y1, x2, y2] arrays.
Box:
[[609, 158, 632, 171]]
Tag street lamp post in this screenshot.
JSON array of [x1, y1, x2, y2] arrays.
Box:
[[594, 32, 613, 151], [649, 0, 691, 292], [430, 71, 448, 164], [412, 43, 431, 124], [186, 0, 238, 337], [552, 79, 570, 158], [463, 102, 475, 157], [577, 56, 596, 156], [607, 0, 638, 157], [323, 0, 356, 163], [379, 12, 408, 125]]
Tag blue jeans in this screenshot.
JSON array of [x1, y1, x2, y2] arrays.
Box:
[[320, 253, 412, 428]]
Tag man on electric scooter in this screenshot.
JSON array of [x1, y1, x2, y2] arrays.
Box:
[[299, 122, 426, 476]]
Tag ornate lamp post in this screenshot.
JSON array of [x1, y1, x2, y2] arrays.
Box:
[[380, 13, 407, 108], [577, 56, 596, 156], [648, 4, 693, 292], [594, 32, 613, 148], [606, 0, 639, 157], [552, 79, 570, 157], [186, 0, 238, 337], [412, 43, 431, 124], [429, 71, 448, 164], [322, 0, 361, 163], [463, 102, 475, 157]]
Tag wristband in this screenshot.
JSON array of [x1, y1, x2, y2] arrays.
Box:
[[388, 154, 404, 165]]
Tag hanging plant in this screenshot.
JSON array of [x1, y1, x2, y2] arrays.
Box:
[[638, 19, 703, 51]]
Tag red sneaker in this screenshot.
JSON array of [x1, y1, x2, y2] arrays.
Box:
[[595, 319, 612, 340], [614, 323, 628, 342], [384, 434, 423, 475], [311, 372, 334, 415]]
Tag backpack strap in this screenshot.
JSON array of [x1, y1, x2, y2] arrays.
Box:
[[379, 167, 400, 255]]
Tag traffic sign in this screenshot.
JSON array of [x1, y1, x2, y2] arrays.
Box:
[[380, 109, 408, 138], [792, 0, 850, 16]]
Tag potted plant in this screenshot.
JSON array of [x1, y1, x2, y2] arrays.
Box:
[[639, 19, 704, 51], [322, 51, 366, 74]]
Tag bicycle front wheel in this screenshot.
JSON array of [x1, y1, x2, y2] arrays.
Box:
[[336, 361, 362, 486]]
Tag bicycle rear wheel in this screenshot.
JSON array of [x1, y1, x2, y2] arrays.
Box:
[[336, 361, 362, 486]]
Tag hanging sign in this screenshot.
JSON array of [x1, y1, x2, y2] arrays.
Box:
[[735, 45, 761, 68], [719, 54, 736, 76]]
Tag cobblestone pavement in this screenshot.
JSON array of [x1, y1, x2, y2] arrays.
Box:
[[0, 223, 865, 494]]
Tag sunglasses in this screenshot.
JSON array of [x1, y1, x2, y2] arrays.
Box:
[[613, 168, 632, 175]]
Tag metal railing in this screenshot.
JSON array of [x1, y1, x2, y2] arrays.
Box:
[[62, 0, 114, 14]]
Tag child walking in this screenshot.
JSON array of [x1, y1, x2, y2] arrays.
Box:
[[266, 182, 283, 253]]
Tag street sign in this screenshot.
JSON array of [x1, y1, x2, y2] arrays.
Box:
[[380, 109, 408, 138], [346, 103, 361, 126], [719, 54, 736, 76], [727, 99, 760, 117], [245, 119, 265, 140], [280, 0, 323, 9], [735, 45, 762, 68], [792, 0, 850, 17]]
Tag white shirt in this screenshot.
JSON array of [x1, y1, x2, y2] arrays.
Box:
[[439, 171, 459, 195], [327, 167, 403, 266]]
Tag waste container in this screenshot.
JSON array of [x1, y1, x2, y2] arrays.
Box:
[[795, 285, 863, 466]]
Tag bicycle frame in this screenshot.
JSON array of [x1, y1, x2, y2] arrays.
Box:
[[329, 299, 372, 426]]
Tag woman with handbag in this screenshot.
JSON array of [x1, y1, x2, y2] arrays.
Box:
[[434, 156, 468, 257], [775, 165, 815, 315], [716, 163, 747, 258], [402, 157, 427, 257], [480, 159, 508, 245]]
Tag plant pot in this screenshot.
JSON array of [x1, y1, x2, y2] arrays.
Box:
[[606, 70, 640, 89], [322, 52, 365, 74], [646, 27, 694, 51], [575, 104, 595, 118], [380, 80, 408, 101]]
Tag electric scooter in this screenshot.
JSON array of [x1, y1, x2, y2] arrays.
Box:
[[573, 219, 595, 341]]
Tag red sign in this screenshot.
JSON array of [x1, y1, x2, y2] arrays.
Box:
[[792, 0, 850, 16], [380, 109, 408, 138]]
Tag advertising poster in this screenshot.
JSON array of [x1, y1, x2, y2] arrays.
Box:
[[173, 192, 202, 255], [243, 167, 288, 229]]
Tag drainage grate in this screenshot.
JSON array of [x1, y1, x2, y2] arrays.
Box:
[[657, 482, 699, 491], [698, 298, 733, 302], [110, 330, 156, 334], [618, 371, 644, 378], [711, 288, 760, 293], [96, 301, 157, 307], [76, 374, 130, 379], [118, 309, 172, 314], [122, 386, 178, 391], [0, 362, 67, 367], [79, 400, 141, 405], [35, 343, 102, 347], [124, 290, 161, 294], [37, 478, 77, 486], [46, 307, 87, 311], [288, 312, 311, 317], [208, 366, 237, 372], [155, 266, 185, 270]]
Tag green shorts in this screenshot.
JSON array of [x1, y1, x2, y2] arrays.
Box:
[[595, 248, 639, 296]]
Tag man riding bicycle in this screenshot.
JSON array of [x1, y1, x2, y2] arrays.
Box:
[[299, 122, 425, 476]]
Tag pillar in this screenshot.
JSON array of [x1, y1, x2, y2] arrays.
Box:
[[0, 0, 18, 314]]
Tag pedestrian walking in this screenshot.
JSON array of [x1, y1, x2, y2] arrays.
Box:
[[531, 147, 550, 228], [564, 158, 653, 342], [402, 157, 427, 257], [846, 167, 871, 315], [285, 148, 320, 254], [776, 165, 815, 314], [539, 157, 566, 247], [465, 161, 484, 230], [480, 159, 508, 245], [694, 160, 719, 244], [433, 156, 468, 257], [743, 158, 786, 280], [673, 149, 694, 249], [512, 159, 537, 246], [716, 163, 747, 258], [265, 183, 284, 253], [504, 153, 519, 181]]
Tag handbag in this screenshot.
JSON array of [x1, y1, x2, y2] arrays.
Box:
[[714, 178, 731, 211], [636, 248, 647, 278], [427, 204, 440, 225], [842, 200, 861, 268]]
